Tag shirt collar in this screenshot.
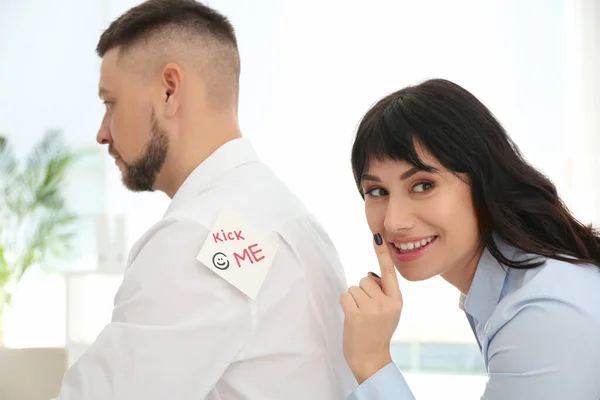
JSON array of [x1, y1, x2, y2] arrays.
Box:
[[459, 236, 518, 323], [165, 137, 259, 214]]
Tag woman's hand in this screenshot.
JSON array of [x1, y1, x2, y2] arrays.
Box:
[[340, 233, 403, 384]]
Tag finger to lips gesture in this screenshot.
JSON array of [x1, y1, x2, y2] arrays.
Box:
[[340, 233, 403, 384]]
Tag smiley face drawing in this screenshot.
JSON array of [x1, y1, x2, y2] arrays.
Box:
[[212, 252, 230, 270]]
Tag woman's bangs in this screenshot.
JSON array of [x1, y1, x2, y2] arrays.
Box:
[[351, 102, 429, 185]]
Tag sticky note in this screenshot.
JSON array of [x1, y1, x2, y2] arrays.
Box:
[[197, 208, 279, 299]]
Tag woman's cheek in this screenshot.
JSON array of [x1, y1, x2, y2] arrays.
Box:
[[365, 199, 387, 234]]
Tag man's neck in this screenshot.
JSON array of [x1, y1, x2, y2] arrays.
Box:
[[159, 126, 242, 198]]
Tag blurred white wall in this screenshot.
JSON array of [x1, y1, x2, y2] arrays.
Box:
[[564, 0, 600, 225], [1, 0, 597, 366]]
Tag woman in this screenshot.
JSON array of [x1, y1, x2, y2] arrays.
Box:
[[341, 79, 600, 399]]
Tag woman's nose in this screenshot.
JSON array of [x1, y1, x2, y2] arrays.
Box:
[[383, 198, 416, 233]]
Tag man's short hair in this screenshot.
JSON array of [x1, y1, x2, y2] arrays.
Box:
[[97, 0, 240, 106]]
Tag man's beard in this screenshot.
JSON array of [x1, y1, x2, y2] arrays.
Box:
[[110, 110, 169, 192]]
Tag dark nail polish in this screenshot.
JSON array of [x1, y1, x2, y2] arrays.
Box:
[[374, 233, 383, 246], [369, 271, 381, 279]]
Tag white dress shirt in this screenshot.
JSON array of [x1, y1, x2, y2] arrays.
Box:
[[58, 138, 356, 399], [348, 237, 600, 399]]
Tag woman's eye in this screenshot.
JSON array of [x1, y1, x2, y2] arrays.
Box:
[[412, 182, 433, 193], [365, 188, 387, 197], [103, 101, 114, 112]]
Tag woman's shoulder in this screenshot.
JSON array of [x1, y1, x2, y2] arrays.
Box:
[[494, 255, 600, 328], [476, 249, 600, 396]]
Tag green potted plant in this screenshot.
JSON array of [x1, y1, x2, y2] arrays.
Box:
[[0, 131, 81, 346]]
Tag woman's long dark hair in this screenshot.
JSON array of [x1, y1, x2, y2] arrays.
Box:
[[351, 79, 600, 269]]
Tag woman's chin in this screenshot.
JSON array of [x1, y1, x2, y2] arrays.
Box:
[[396, 264, 439, 282]]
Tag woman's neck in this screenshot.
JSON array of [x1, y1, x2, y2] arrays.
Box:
[[441, 242, 485, 296]]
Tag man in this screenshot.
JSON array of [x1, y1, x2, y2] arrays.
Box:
[[57, 0, 355, 398]]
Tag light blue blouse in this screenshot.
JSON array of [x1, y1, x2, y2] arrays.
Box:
[[348, 239, 600, 399]]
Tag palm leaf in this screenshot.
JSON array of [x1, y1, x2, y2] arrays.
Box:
[[0, 131, 83, 305], [26, 130, 67, 173], [0, 246, 8, 286], [0, 135, 17, 177], [35, 155, 72, 210]]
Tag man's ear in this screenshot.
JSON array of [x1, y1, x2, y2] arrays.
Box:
[[161, 63, 181, 117]]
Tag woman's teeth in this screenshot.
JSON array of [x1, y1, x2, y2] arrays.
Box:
[[393, 236, 436, 252]]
